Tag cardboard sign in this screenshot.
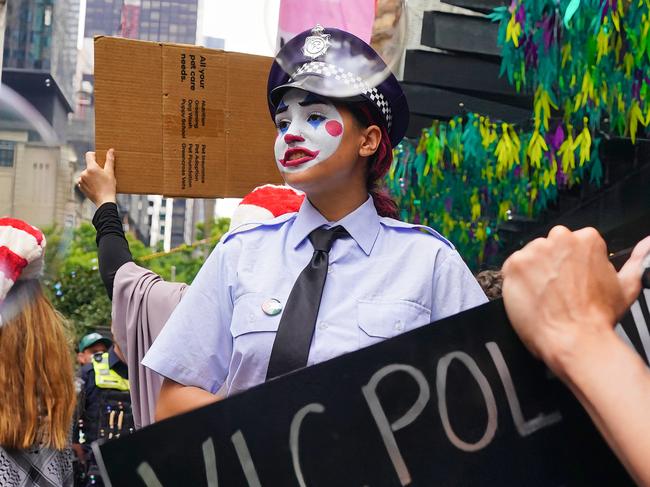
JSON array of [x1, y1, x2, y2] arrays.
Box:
[[94, 36, 284, 198], [95, 293, 650, 486]]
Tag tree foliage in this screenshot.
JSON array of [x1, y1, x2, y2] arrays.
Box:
[[42, 217, 230, 342], [43, 223, 111, 340]]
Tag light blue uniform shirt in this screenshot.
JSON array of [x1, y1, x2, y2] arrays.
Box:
[[142, 197, 487, 397]]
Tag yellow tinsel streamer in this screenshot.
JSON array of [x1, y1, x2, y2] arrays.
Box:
[[573, 118, 592, 166], [470, 190, 481, 222], [629, 101, 647, 144], [526, 130, 548, 169], [534, 86, 558, 131], [557, 125, 576, 174], [506, 13, 522, 47], [494, 123, 521, 179]]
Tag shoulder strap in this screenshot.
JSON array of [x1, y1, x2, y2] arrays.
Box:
[[380, 218, 455, 249]]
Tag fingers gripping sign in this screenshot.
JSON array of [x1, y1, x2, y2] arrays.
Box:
[[502, 225, 629, 376], [618, 236, 650, 305], [79, 149, 117, 207]]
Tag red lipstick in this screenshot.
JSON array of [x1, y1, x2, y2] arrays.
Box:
[[280, 147, 320, 167]]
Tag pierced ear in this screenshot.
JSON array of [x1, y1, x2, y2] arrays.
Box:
[[359, 125, 382, 158]]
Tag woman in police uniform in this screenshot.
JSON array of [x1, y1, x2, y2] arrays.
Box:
[[143, 26, 487, 418]]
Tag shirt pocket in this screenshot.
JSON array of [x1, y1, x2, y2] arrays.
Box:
[[230, 293, 282, 338], [357, 299, 431, 348]]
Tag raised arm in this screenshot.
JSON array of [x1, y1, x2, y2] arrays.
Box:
[[79, 149, 133, 299]]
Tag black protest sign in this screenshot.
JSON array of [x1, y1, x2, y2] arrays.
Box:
[[96, 296, 650, 486]]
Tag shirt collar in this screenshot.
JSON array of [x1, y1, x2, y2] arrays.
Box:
[[289, 196, 380, 256]]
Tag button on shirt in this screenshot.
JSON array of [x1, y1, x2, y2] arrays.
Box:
[[142, 197, 487, 397]]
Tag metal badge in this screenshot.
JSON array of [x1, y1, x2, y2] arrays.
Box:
[[302, 24, 331, 59], [262, 298, 283, 316]]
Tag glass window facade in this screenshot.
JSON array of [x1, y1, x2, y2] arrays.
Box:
[[0, 142, 16, 168], [84, 0, 198, 44]]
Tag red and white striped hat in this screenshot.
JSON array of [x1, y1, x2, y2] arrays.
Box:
[[0, 218, 46, 303], [229, 184, 305, 232]]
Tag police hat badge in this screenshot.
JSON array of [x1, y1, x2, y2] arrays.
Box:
[[302, 24, 331, 59]]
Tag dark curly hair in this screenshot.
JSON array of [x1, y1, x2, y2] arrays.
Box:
[[475, 269, 503, 300]]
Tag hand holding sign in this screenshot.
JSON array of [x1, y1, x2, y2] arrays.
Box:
[[502, 226, 626, 372], [503, 228, 650, 373], [503, 227, 650, 487], [79, 149, 117, 208]]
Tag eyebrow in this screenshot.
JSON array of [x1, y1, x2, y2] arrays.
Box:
[[275, 100, 288, 115], [275, 93, 329, 116], [299, 93, 328, 107]]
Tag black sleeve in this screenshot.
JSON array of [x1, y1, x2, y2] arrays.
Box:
[[92, 202, 133, 300]]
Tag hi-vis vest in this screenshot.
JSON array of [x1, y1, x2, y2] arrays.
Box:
[[92, 352, 129, 391]]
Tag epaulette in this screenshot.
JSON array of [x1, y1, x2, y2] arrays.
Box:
[[222, 212, 297, 244], [379, 218, 454, 249]]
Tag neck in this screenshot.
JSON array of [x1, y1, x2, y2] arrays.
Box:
[[308, 186, 368, 222]]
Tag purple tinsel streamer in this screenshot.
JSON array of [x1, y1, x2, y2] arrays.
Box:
[[516, 4, 526, 24], [445, 197, 453, 212], [556, 166, 568, 187], [540, 14, 557, 51], [547, 124, 565, 151], [524, 36, 539, 68]]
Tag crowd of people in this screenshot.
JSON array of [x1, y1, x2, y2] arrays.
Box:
[[0, 24, 649, 487]]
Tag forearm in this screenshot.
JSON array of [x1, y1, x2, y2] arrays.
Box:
[[556, 327, 650, 487], [92, 202, 133, 299], [155, 378, 219, 421]]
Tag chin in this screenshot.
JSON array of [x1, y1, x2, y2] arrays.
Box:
[[280, 171, 317, 193], [277, 161, 324, 191]]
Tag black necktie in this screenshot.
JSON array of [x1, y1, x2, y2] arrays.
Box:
[[266, 225, 350, 380]]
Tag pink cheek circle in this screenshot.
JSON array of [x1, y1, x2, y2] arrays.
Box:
[[325, 120, 343, 137]]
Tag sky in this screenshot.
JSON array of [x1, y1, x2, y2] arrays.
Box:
[[198, 0, 282, 215], [201, 0, 281, 56]]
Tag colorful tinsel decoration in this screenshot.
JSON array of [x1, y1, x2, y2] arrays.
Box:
[[387, 114, 602, 269], [387, 0, 649, 269], [491, 0, 650, 142]]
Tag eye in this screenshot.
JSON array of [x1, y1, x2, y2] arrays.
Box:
[[276, 120, 290, 132], [307, 113, 326, 123]]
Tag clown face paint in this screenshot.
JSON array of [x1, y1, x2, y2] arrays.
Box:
[[274, 89, 345, 174]]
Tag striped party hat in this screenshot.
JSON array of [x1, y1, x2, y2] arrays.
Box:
[[0, 218, 46, 303]]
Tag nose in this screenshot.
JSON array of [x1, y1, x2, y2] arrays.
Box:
[[284, 133, 305, 144]]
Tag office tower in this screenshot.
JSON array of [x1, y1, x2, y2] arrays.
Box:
[[85, 0, 198, 44], [3, 0, 79, 106]]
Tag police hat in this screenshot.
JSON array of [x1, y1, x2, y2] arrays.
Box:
[[78, 332, 112, 353], [267, 25, 409, 148]]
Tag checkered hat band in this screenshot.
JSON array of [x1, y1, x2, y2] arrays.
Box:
[[291, 62, 393, 131]]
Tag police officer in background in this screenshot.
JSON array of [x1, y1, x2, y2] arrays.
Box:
[[73, 342, 134, 486], [76, 332, 112, 366]]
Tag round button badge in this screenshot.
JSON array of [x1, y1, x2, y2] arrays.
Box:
[[262, 298, 283, 316]]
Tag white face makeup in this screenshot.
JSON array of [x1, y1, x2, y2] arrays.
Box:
[[273, 89, 345, 174]]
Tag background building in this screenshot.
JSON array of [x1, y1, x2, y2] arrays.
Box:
[[84, 0, 198, 43], [201, 35, 225, 49], [0, 73, 77, 228], [3, 0, 79, 106], [1, 0, 80, 228]]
